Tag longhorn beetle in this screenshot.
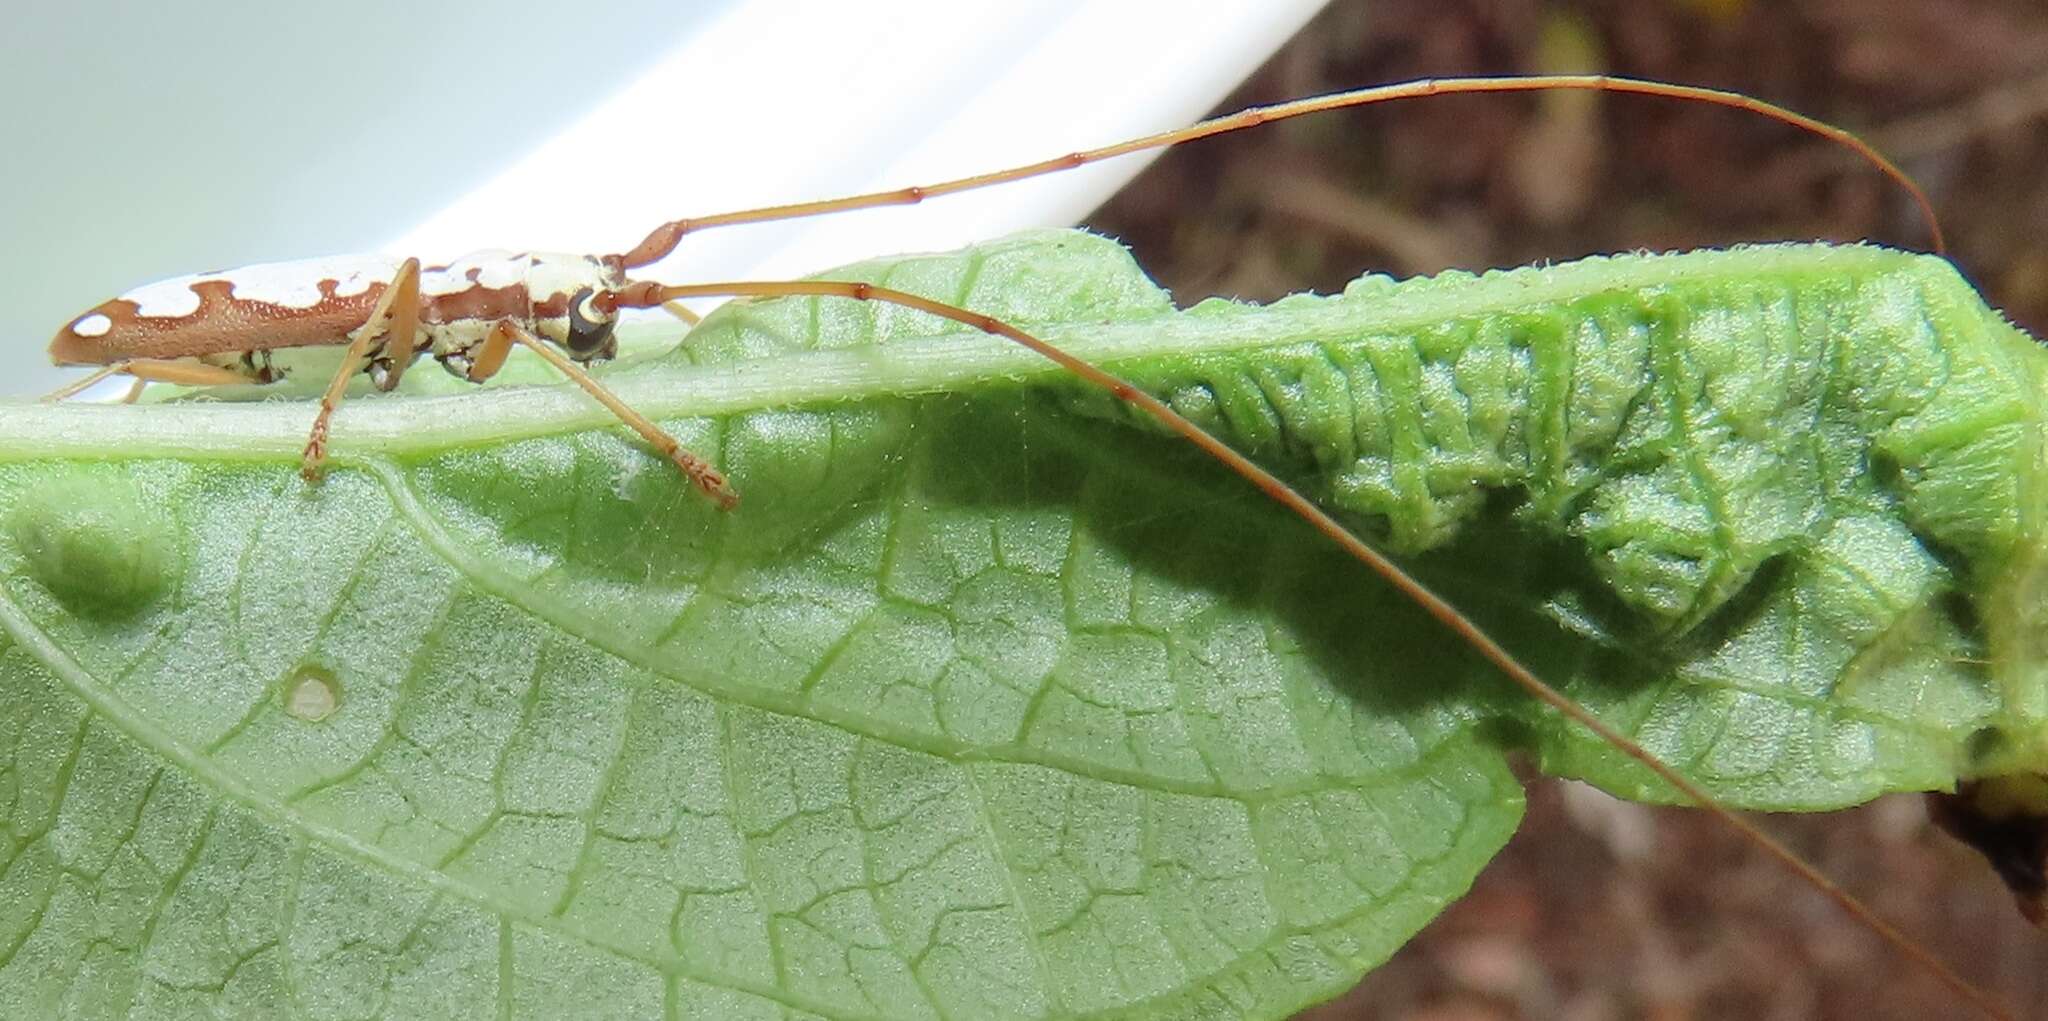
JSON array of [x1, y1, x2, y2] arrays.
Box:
[[40, 76, 2008, 1017]]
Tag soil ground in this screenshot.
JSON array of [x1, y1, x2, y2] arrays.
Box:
[[1083, 2, 2048, 1018]]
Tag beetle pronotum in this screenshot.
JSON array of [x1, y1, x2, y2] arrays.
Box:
[[40, 75, 2010, 1017]]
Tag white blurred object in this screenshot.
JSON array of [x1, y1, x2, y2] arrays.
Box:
[[6, 0, 1330, 395]]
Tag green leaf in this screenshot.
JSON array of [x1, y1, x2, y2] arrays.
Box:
[[0, 230, 2038, 1018]]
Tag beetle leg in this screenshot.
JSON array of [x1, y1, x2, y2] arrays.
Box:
[[43, 358, 262, 402], [300, 257, 422, 481], [42, 364, 126, 401], [461, 321, 516, 384], [472, 318, 736, 509], [368, 267, 422, 393]]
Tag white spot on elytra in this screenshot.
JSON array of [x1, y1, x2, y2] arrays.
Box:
[[71, 314, 112, 337], [120, 254, 403, 317], [121, 273, 207, 317], [226, 255, 400, 309]]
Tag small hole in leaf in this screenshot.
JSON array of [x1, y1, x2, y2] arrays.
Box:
[[284, 666, 340, 722]]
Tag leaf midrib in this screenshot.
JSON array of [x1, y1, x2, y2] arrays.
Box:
[[0, 245, 1926, 462]]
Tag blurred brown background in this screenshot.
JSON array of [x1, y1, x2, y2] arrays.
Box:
[[1082, 1, 2048, 1018]]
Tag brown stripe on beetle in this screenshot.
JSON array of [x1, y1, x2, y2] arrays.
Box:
[[420, 279, 536, 324]]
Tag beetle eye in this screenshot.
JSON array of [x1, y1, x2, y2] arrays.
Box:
[[565, 287, 616, 358]]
